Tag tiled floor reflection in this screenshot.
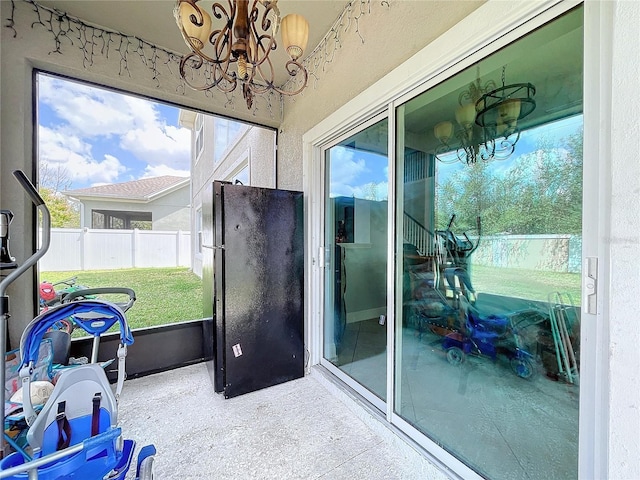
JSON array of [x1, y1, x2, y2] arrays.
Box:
[[336, 318, 387, 400]]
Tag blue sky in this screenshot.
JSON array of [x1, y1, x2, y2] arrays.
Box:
[[435, 114, 583, 184], [37, 73, 190, 190], [329, 146, 389, 200], [327, 114, 583, 202]]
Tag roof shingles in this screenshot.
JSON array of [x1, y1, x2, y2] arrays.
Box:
[[63, 176, 188, 200]]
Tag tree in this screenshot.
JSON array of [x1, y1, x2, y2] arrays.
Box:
[[435, 127, 583, 235], [39, 163, 80, 228], [436, 160, 498, 234], [39, 188, 80, 228], [362, 182, 380, 201], [39, 163, 72, 192]]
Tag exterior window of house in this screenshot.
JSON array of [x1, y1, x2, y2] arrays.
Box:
[[213, 117, 244, 164], [195, 114, 204, 162], [92, 211, 105, 229], [394, 6, 583, 479], [195, 206, 203, 255], [91, 210, 152, 229], [231, 165, 249, 186]]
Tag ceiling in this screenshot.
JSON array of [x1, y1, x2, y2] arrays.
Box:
[[35, 0, 583, 154], [37, 1, 349, 87]]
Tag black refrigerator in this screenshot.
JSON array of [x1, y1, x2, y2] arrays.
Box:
[[202, 181, 304, 398]]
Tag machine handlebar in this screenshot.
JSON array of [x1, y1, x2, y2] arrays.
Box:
[[12, 170, 45, 207]]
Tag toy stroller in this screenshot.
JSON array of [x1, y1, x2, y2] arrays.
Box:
[[442, 295, 536, 379], [0, 170, 155, 479]]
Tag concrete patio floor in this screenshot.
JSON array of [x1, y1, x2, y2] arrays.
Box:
[[117, 362, 449, 479]]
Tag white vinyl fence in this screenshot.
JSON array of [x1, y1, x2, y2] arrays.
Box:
[[40, 228, 191, 272]]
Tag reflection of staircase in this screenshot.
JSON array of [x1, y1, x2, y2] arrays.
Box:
[[403, 212, 438, 257], [402, 151, 437, 257], [403, 212, 450, 299]]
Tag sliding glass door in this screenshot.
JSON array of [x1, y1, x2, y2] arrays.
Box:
[[394, 7, 583, 479], [316, 5, 584, 478], [322, 117, 389, 404]]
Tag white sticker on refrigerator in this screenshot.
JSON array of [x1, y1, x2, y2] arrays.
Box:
[[232, 344, 243, 357]]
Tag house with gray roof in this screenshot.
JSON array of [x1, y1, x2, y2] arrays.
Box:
[[63, 176, 190, 231]]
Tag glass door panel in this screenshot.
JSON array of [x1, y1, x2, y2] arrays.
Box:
[[323, 118, 389, 401], [395, 7, 583, 479]]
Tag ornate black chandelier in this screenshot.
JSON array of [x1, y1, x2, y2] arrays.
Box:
[[433, 66, 536, 165], [174, 0, 310, 109]]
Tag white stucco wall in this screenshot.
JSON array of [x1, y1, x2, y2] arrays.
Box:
[[605, 2, 640, 478], [212, 124, 276, 189], [151, 186, 191, 231]]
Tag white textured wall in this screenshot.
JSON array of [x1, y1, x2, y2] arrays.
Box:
[[607, 1, 640, 478], [216, 126, 276, 188], [150, 185, 191, 231]]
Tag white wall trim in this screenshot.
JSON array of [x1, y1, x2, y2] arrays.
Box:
[[580, 3, 612, 478]]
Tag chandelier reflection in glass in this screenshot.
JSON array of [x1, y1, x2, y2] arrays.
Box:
[[433, 67, 536, 165], [174, 0, 309, 109]]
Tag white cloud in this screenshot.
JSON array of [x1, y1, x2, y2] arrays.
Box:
[[121, 124, 191, 171], [39, 76, 156, 138], [142, 164, 190, 178], [39, 126, 127, 186], [38, 74, 191, 183], [329, 147, 366, 197], [329, 146, 390, 200]]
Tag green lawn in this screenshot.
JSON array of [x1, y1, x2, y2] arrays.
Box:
[[40, 268, 204, 331], [41, 264, 579, 334], [470, 264, 582, 306]]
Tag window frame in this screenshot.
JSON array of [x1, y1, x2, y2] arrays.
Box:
[[195, 113, 204, 163]]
